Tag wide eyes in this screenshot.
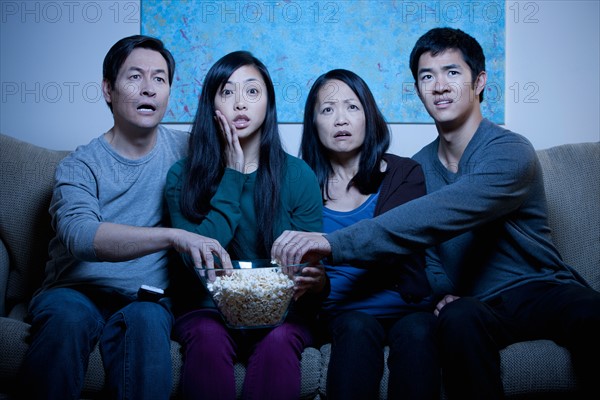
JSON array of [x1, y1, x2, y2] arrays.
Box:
[[246, 86, 260, 99], [220, 85, 262, 100]]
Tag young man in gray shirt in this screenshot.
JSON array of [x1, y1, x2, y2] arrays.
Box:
[[19, 35, 230, 399], [272, 27, 599, 399]]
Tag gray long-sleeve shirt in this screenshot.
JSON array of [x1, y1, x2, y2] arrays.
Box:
[[326, 119, 586, 301], [39, 126, 188, 299]]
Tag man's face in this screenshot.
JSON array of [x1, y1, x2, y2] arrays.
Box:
[[103, 47, 170, 134], [415, 49, 485, 128]]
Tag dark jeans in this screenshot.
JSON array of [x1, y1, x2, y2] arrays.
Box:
[[325, 310, 440, 400], [437, 282, 600, 400], [19, 287, 174, 400]]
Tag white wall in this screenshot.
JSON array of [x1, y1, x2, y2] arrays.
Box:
[[1, 1, 598, 156]]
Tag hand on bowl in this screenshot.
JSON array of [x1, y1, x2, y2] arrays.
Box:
[[292, 264, 326, 300], [198, 256, 234, 282]]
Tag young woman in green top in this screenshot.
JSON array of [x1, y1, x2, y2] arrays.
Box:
[[164, 51, 325, 400]]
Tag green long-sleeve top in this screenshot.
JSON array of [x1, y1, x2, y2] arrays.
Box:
[[165, 153, 323, 312]]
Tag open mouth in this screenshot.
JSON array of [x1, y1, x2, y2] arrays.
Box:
[[334, 130, 351, 138], [137, 104, 156, 113], [233, 115, 250, 128]]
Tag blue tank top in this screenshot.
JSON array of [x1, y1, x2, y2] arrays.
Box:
[[322, 192, 419, 318]]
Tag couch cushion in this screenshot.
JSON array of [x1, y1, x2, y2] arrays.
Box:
[[500, 340, 578, 395], [0, 317, 29, 389], [536, 142, 600, 290], [300, 346, 322, 399], [0, 241, 8, 317], [0, 134, 70, 316]]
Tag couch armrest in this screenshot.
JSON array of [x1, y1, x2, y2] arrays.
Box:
[[537, 142, 600, 290], [0, 317, 29, 388], [0, 239, 9, 317]]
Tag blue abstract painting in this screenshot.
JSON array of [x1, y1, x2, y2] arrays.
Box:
[[141, 0, 505, 124]]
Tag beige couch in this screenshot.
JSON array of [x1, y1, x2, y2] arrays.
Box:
[[1, 132, 598, 399]]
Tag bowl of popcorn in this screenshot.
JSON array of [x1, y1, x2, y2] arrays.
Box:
[[196, 259, 307, 329]]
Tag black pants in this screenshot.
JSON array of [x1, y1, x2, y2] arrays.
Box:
[[325, 310, 440, 400], [437, 282, 600, 400]]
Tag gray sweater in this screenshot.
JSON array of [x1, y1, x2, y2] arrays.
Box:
[[326, 119, 587, 301], [39, 126, 188, 299]]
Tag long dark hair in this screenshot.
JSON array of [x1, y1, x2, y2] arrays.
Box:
[[301, 69, 390, 201], [181, 51, 285, 255]]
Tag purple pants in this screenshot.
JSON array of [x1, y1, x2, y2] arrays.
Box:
[[173, 309, 313, 400]]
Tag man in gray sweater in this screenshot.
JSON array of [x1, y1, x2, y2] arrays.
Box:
[[19, 35, 230, 399], [272, 27, 599, 399]]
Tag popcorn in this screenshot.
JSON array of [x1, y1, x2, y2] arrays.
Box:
[[205, 267, 295, 328]]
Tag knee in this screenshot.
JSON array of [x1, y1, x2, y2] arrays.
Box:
[[566, 291, 600, 335], [330, 311, 380, 337], [436, 297, 492, 347], [30, 289, 100, 331], [437, 297, 485, 327], [263, 322, 310, 352], [391, 312, 437, 343], [123, 301, 172, 330], [174, 310, 231, 348]]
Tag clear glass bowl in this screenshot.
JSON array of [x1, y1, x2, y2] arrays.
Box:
[[196, 259, 307, 329]]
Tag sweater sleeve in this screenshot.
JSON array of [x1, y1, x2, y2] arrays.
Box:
[[165, 161, 247, 249], [286, 158, 323, 234], [49, 155, 102, 261], [424, 246, 455, 297], [327, 137, 538, 265]]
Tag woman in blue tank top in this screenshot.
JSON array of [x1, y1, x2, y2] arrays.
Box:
[[300, 69, 440, 400]]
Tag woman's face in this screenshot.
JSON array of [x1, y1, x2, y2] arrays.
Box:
[[314, 79, 366, 157], [214, 65, 268, 140]]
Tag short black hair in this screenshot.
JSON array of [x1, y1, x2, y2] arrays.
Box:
[[409, 27, 485, 102], [102, 35, 175, 111]]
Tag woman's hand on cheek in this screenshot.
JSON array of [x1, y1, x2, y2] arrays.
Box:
[[215, 110, 244, 172]]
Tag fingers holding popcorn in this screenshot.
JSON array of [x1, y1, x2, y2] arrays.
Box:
[[271, 230, 331, 267]]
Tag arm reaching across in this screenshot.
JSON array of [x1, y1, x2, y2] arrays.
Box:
[[271, 230, 331, 267]]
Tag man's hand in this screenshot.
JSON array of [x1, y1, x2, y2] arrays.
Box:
[[434, 294, 460, 317], [271, 230, 331, 267], [170, 229, 232, 269]]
